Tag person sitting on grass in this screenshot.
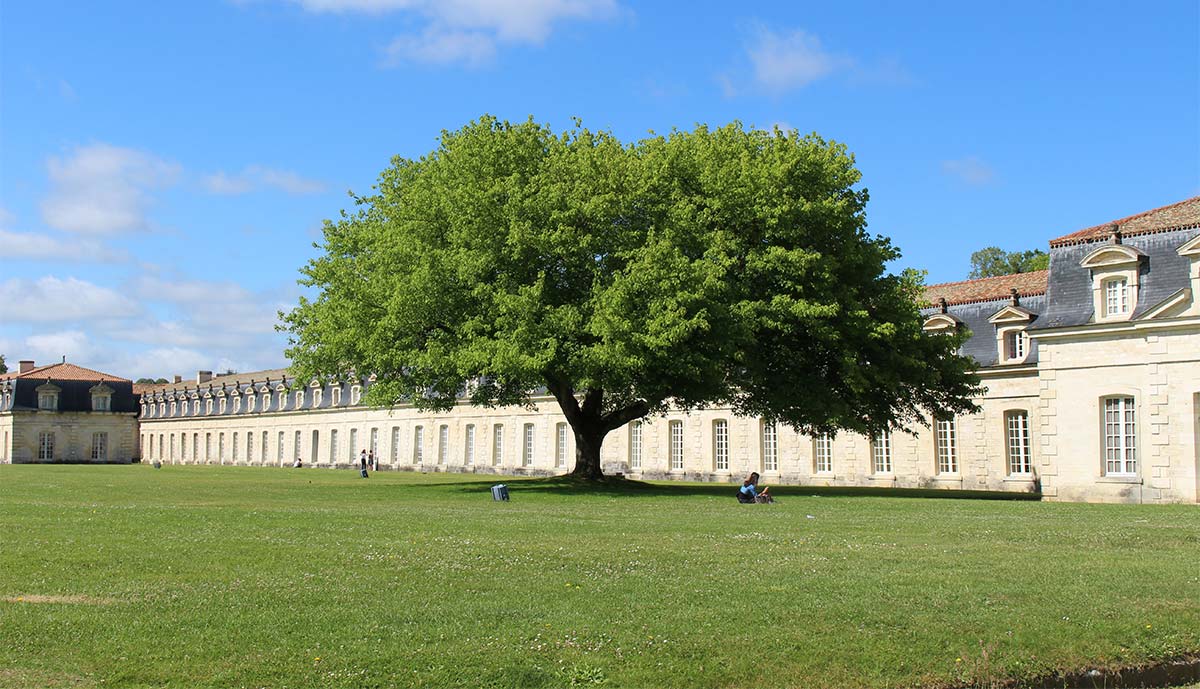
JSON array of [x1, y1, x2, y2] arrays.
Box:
[[737, 472, 773, 504]]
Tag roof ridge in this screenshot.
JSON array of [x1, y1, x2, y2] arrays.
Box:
[[1049, 196, 1200, 247]]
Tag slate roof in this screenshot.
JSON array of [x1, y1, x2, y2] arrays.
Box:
[[923, 270, 1049, 307], [0, 362, 130, 383], [1048, 197, 1200, 247], [143, 368, 291, 395]]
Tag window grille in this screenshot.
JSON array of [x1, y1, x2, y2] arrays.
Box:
[[713, 419, 729, 471], [872, 431, 892, 474], [464, 424, 476, 465], [669, 421, 684, 470], [439, 425, 449, 464], [761, 422, 778, 472], [629, 421, 643, 469], [492, 424, 504, 465], [522, 423, 534, 466], [1103, 397, 1136, 475], [1006, 411, 1032, 475], [936, 417, 957, 473], [555, 423, 568, 468]]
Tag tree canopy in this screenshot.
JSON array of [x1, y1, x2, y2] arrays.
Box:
[[0, 355, 6, 375], [968, 247, 1049, 278], [283, 116, 981, 478]]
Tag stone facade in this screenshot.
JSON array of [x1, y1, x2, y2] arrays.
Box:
[[0, 362, 140, 464], [132, 198, 1200, 503]]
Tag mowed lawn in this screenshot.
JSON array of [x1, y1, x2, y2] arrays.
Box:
[[1, 466, 1197, 689]]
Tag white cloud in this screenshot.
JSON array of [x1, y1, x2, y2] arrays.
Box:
[[0, 229, 130, 263], [942, 156, 996, 186], [287, 0, 618, 66], [746, 26, 840, 93], [23, 330, 94, 363], [202, 165, 327, 195], [723, 24, 912, 96], [40, 143, 180, 235], [383, 28, 497, 67], [0, 276, 141, 323]]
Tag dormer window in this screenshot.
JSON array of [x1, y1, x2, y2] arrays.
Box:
[[233, 396, 242, 413], [1080, 242, 1144, 323], [988, 300, 1036, 365], [219, 398, 227, 414], [332, 387, 342, 406], [246, 392, 256, 413], [205, 398, 214, 415], [261, 392, 271, 411], [158, 402, 166, 416], [1104, 277, 1129, 317], [37, 383, 61, 411], [90, 383, 114, 412], [350, 385, 362, 405]]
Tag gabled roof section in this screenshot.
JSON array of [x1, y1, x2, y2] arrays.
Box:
[[923, 270, 1049, 307], [988, 305, 1035, 324], [0, 362, 130, 383], [1049, 197, 1200, 248]]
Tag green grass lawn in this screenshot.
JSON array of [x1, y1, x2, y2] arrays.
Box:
[[1, 465, 1197, 689]]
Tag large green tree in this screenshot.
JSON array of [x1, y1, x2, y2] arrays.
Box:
[[283, 117, 980, 479], [968, 247, 1049, 278]]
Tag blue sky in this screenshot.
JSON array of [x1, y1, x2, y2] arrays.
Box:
[[1, 0, 1197, 379]]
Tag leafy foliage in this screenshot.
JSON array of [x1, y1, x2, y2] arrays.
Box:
[[0, 354, 6, 374], [283, 116, 981, 476], [968, 246, 1050, 278]]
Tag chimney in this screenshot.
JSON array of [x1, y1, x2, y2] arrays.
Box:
[[173, 375, 183, 384], [18, 360, 34, 373], [197, 370, 213, 384]]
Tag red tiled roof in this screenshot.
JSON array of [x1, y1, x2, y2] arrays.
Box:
[[0, 362, 130, 383], [1048, 197, 1200, 247], [923, 270, 1049, 307]]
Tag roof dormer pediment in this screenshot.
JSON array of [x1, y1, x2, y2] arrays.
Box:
[[89, 382, 114, 395], [1080, 244, 1145, 269], [988, 305, 1035, 324], [922, 313, 961, 331], [1177, 233, 1200, 257]]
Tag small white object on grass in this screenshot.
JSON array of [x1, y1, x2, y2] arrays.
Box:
[[806, 515, 815, 519]]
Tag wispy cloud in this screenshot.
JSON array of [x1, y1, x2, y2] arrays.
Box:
[[942, 156, 997, 186], [0, 230, 129, 263], [202, 165, 327, 195], [722, 23, 913, 96], [40, 143, 180, 235], [0, 276, 141, 323], [283, 0, 619, 67]]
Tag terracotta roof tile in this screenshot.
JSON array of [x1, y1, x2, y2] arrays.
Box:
[[145, 368, 292, 395], [923, 270, 1049, 307], [0, 362, 130, 383], [1048, 197, 1200, 247]]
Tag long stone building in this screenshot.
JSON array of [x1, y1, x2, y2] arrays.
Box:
[[93, 198, 1200, 502]]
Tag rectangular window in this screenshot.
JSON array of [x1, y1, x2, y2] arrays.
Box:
[[246, 395, 255, 413], [91, 432, 108, 461], [761, 422, 778, 472], [1005, 330, 1027, 360], [350, 428, 359, 462], [311, 430, 319, 464], [294, 430, 302, 463], [262, 430, 269, 463], [39, 392, 57, 410], [93, 395, 111, 411], [936, 417, 958, 474], [233, 433, 240, 462], [219, 398, 226, 414], [234, 397, 242, 413], [492, 424, 504, 466], [555, 423, 568, 468], [194, 399, 201, 415], [629, 421, 643, 469], [1006, 411, 1032, 475], [149, 434, 154, 458], [246, 431, 254, 462], [464, 424, 476, 465], [278, 431, 285, 464], [522, 423, 534, 466], [262, 393, 270, 411], [279, 392, 287, 410], [872, 431, 892, 474], [169, 433, 176, 461], [1105, 278, 1129, 316], [713, 419, 729, 471], [219, 433, 225, 463], [38, 432, 54, 461], [295, 391, 304, 409], [206, 399, 213, 415], [439, 424, 449, 464], [669, 420, 684, 470], [330, 429, 339, 464], [370, 428, 379, 456], [205, 433, 212, 463], [412, 426, 424, 464], [390, 426, 400, 463], [332, 388, 341, 406], [180, 431, 188, 461], [159, 434, 164, 460], [193, 434, 199, 463], [1104, 397, 1137, 475]]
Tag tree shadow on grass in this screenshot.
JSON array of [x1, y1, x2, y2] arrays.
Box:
[[439, 474, 1041, 501]]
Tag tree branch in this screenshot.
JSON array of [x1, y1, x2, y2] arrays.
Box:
[[601, 400, 651, 433]]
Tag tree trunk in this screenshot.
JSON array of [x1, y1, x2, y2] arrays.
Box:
[[571, 426, 606, 480], [545, 378, 653, 481]]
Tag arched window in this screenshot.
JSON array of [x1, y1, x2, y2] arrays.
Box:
[[761, 422, 778, 472], [628, 421, 643, 469], [669, 421, 684, 470], [1005, 411, 1032, 475]]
